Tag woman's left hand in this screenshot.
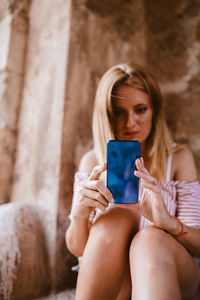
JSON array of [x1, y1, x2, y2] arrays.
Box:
[[134, 158, 172, 230]]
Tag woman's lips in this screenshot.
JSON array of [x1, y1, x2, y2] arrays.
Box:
[[125, 131, 140, 136], [123, 131, 140, 139]]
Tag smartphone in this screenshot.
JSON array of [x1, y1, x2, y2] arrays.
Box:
[[107, 140, 141, 204]]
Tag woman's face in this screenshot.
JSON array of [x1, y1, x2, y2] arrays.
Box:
[[112, 85, 153, 145]]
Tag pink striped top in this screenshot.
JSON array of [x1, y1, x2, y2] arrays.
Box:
[[69, 156, 200, 229]]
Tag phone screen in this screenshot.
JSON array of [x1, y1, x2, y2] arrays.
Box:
[[107, 140, 141, 204]]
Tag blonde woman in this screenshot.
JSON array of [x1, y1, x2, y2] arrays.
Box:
[[66, 64, 200, 300]]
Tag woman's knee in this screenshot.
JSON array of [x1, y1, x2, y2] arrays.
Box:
[[129, 226, 176, 270], [129, 226, 200, 299], [89, 207, 139, 247]]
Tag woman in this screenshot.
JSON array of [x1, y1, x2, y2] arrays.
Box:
[[66, 64, 200, 300]]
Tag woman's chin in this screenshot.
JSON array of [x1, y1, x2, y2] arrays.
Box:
[[121, 136, 141, 142]]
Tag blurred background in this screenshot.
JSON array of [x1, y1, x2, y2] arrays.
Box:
[[0, 0, 200, 299]]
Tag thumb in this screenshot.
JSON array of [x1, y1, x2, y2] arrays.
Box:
[[89, 162, 107, 181]]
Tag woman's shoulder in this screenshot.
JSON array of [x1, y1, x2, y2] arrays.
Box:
[[78, 149, 98, 173], [172, 145, 198, 182]]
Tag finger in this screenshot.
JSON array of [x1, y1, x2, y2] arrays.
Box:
[[134, 170, 157, 185], [79, 188, 109, 207], [140, 188, 147, 202], [84, 180, 114, 203], [139, 158, 149, 174], [142, 182, 160, 194], [140, 157, 144, 165], [89, 163, 107, 181], [80, 196, 107, 212], [135, 158, 149, 175]]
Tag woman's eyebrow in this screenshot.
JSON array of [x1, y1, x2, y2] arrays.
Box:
[[113, 103, 148, 108], [111, 94, 126, 99], [134, 103, 148, 107]]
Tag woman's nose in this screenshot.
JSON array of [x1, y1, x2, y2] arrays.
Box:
[[126, 111, 136, 127]]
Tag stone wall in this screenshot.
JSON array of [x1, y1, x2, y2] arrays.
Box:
[[10, 0, 74, 292], [144, 0, 200, 172], [0, 0, 76, 297], [0, 0, 30, 204]]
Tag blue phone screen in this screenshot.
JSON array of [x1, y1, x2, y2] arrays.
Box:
[[107, 140, 141, 204]]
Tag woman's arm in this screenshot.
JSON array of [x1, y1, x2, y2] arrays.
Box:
[[66, 213, 91, 257], [66, 150, 113, 257], [170, 147, 200, 257], [172, 146, 197, 182], [170, 222, 200, 257]]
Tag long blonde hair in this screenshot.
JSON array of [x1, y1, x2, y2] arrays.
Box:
[[92, 63, 174, 181]]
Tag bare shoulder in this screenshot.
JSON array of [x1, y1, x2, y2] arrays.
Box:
[[78, 149, 98, 173], [172, 146, 197, 182]]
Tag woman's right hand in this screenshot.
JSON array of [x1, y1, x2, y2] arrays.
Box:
[[73, 163, 114, 219]]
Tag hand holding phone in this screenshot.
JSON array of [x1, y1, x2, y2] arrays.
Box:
[[107, 140, 141, 204]]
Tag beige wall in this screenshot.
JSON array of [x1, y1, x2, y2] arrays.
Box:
[[144, 0, 200, 172], [11, 0, 73, 291], [0, 0, 75, 294], [0, 0, 30, 204]]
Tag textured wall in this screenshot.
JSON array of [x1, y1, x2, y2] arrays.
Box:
[[0, 0, 30, 204], [10, 0, 73, 292], [144, 0, 200, 174]]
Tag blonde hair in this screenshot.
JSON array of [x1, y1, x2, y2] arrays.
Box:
[[92, 63, 174, 181]]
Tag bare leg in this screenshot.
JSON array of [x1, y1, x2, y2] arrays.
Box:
[[75, 206, 139, 300], [116, 263, 132, 300], [129, 226, 200, 300]]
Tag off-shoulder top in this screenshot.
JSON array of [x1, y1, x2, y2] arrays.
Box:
[[69, 154, 200, 229]]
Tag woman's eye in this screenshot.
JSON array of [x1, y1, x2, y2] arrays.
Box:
[[113, 109, 125, 117], [135, 107, 147, 114]]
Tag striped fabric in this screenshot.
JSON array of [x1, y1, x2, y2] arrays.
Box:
[[69, 172, 200, 229], [176, 181, 200, 228]]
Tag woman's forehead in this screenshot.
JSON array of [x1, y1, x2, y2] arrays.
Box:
[[112, 85, 150, 107]]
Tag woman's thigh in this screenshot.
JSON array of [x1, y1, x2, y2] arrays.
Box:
[[116, 263, 132, 300], [129, 226, 200, 300], [76, 207, 140, 300]]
